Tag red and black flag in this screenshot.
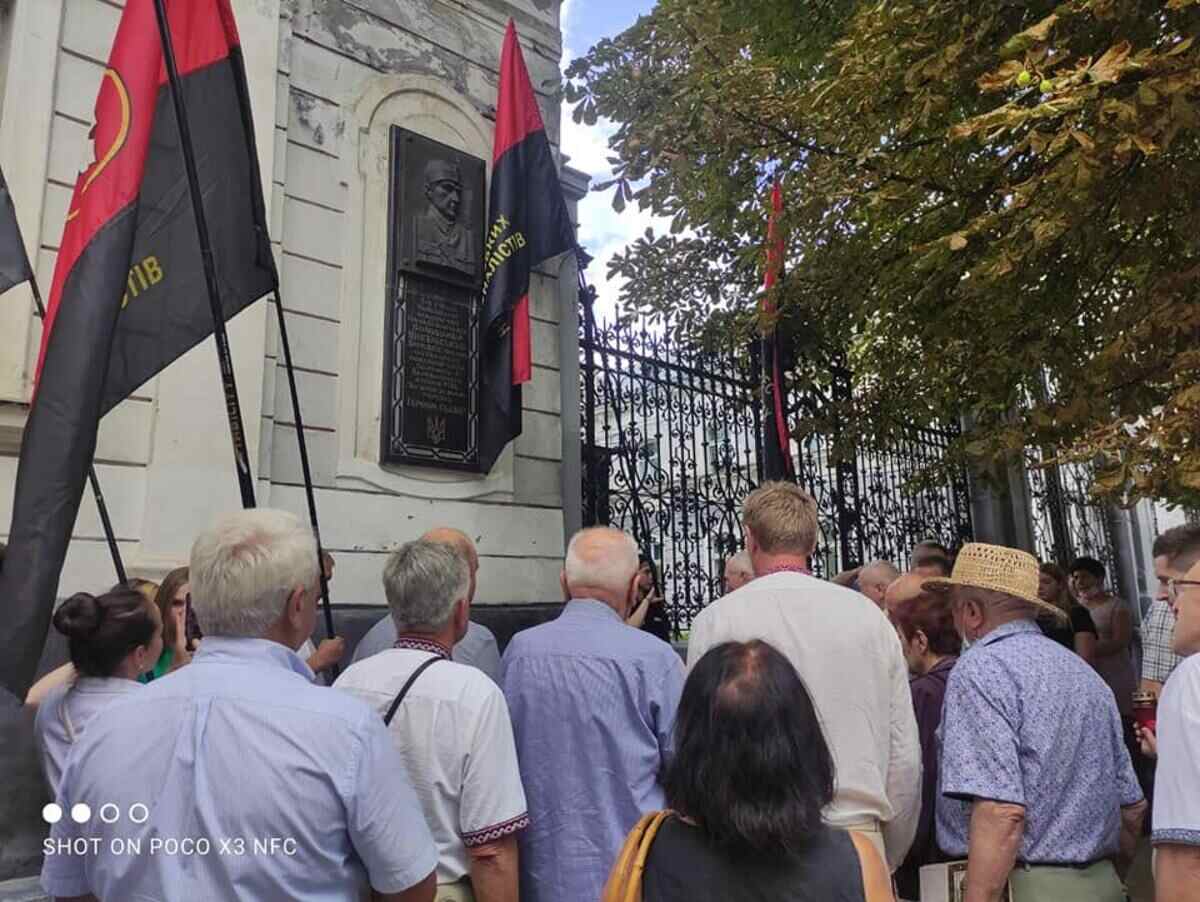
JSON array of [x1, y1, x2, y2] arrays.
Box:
[[0, 166, 34, 296], [479, 20, 575, 473], [761, 180, 795, 480], [0, 0, 275, 698]]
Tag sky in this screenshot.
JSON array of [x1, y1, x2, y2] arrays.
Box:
[[558, 0, 661, 320]]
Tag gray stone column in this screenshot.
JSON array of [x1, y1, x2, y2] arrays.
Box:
[[557, 166, 589, 548]]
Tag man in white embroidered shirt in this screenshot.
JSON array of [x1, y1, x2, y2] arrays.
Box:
[[687, 481, 921, 871], [40, 509, 437, 902], [335, 539, 527, 902]]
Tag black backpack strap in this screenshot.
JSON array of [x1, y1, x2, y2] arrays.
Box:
[[383, 656, 443, 726]]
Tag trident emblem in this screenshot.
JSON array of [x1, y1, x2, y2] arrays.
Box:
[[427, 415, 447, 446]]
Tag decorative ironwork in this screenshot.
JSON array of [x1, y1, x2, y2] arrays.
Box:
[[1026, 451, 1120, 583], [581, 303, 974, 635]]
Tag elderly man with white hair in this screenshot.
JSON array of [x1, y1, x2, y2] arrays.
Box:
[[722, 550, 754, 594], [501, 526, 685, 902], [351, 527, 502, 682], [859, 559, 901, 610], [40, 509, 438, 902], [334, 540, 527, 902]]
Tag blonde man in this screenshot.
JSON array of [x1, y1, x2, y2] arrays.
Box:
[[687, 482, 921, 871]]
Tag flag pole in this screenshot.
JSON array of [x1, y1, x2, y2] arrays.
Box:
[[152, 0, 256, 509], [26, 277, 127, 585], [272, 291, 338, 673]]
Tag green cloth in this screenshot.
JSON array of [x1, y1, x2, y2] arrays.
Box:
[[139, 647, 174, 684], [1008, 861, 1124, 902]]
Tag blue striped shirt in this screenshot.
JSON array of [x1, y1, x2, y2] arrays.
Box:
[[41, 638, 436, 901], [501, 599, 685, 902]]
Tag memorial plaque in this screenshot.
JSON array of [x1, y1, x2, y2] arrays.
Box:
[[381, 128, 485, 470]]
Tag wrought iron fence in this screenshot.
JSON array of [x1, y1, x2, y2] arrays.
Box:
[[580, 312, 974, 634], [1026, 451, 1120, 584]]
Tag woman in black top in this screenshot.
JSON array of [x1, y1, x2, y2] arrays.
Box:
[[627, 556, 673, 642], [1037, 562, 1098, 664], [640, 640, 893, 902]]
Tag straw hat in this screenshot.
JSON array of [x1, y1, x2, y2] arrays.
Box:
[[923, 543, 1066, 620]]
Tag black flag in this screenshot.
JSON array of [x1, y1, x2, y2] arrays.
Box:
[[478, 21, 576, 472], [0, 0, 275, 698], [0, 167, 34, 295]]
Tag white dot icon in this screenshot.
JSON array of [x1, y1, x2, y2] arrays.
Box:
[[70, 803, 92, 824], [42, 803, 62, 824]]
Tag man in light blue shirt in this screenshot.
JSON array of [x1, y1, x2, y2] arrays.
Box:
[[352, 527, 501, 682], [502, 527, 684, 902], [41, 509, 437, 902]]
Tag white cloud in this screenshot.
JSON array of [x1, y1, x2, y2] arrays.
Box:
[[559, 103, 671, 322], [560, 0, 577, 46], [557, 3, 674, 324]]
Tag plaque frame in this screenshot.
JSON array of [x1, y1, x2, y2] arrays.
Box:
[[381, 126, 486, 471]]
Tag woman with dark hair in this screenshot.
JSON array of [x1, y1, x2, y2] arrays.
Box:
[[25, 577, 160, 708], [1070, 555, 1137, 715], [1037, 562, 1098, 663], [142, 566, 193, 682], [626, 555, 673, 642], [630, 640, 893, 901], [34, 586, 162, 794], [887, 583, 961, 901]]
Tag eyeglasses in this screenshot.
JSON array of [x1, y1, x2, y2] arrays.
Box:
[[1168, 579, 1200, 603]]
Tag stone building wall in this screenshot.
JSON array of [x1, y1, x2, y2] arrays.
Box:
[[0, 0, 583, 607], [0, 0, 581, 883]]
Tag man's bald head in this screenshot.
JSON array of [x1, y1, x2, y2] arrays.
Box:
[[884, 572, 927, 612], [859, 560, 900, 610], [563, 527, 639, 613], [421, 527, 478, 603]]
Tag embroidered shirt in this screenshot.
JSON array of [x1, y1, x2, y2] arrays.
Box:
[[1153, 652, 1200, 847], [937, 619, 1142, 863], [502, 599, 685, 902], [334, 641, 528, 883], [352, 617, 502, 683], [1142, 598, 1184, 685]]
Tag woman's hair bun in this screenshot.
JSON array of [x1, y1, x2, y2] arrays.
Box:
[[52, 593, 103, 639]]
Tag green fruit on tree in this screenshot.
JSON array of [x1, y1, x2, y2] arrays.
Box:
[[1017, 70, 1033, 87], [1040, 79, 1053, 93]]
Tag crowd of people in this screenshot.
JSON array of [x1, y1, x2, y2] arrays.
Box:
[[21, 482, 1200, 902]]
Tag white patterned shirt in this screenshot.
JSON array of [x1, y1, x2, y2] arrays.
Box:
[[1153, 653, 1200, 847], [334, 638, 528, 883]]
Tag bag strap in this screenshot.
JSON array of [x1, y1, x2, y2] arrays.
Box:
[[383, 655, 443, 726], [601, 810, 672, 902]]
